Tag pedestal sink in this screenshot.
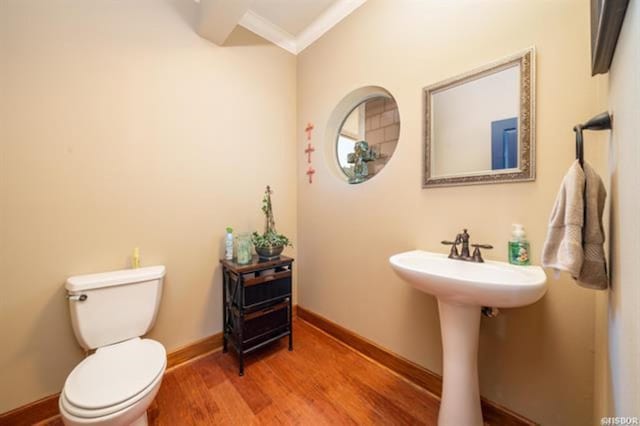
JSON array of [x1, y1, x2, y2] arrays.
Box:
[[389, 250, 547, 426]]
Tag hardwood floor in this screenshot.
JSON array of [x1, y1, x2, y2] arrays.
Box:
[[42, 319, 441, 425]]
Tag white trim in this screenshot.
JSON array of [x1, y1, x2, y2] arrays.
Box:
[[239, 9, 298, 54], [296, 0, 366, 53], [238, 0, 367, 55]]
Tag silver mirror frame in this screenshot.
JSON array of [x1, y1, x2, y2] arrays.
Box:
[[423, 48, 535, 188]]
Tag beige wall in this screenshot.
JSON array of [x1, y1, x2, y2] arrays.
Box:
[[595, 0, 640, 419], [296, 1, 606, 425], [0, 0, 296, 413]]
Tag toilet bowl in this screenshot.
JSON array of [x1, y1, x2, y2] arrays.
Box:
[[61, 266, 167, 426], [59, 338, 166, 426]]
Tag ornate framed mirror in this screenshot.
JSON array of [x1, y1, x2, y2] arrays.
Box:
[[423, 48, 535, 188]]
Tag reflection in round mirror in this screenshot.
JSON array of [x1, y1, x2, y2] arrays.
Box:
[[336, 96, 400, 184]]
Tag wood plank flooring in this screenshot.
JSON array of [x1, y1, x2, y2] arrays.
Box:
[[42, 319, 441, 425]]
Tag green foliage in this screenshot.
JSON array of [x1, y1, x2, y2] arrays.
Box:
[[251, 230, 291, 249], [252, 186, 292, 249]]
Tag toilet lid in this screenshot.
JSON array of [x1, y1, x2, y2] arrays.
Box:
[[64, 338, 166, 410]]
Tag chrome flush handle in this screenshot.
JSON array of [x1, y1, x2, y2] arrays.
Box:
[[66, 294, 88, 302]]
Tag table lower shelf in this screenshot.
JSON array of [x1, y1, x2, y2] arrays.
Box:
[[223, 326, 292, 375], [225, 329, 291, 354]]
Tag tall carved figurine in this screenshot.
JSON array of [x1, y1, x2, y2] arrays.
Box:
[[347, 141, 378, 184]]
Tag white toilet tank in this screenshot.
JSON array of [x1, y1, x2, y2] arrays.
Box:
[[66, 266, 165, 350]]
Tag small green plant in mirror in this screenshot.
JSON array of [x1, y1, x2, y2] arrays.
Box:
[[251, 186, 292, 259], [347, 140, 378, 184]]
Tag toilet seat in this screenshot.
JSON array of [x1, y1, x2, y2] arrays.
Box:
[[61, 338, 166, 419]]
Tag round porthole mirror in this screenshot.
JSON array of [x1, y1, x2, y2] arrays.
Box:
[[336, 95, 400, 184]]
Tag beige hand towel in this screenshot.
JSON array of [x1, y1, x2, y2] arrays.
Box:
[[579, 162, 608, 289], [542, 160, 585, 278], [542, 160, 608, 290]]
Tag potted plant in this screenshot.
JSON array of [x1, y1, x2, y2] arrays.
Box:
[[251, 186, 292, 260]]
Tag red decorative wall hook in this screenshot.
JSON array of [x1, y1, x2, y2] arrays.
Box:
[[306, 165, 316, 184], [304, 143, 315, 163], [305, 123, 314, 140], [304, 122, 316, 184]]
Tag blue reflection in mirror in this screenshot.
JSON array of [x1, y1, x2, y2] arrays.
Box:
[[491, 117, 518, 170]]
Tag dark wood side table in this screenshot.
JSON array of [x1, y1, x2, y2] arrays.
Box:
[[220, 255, 294, 376]]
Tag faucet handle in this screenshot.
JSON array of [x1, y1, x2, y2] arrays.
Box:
[[471, 244, 493, 263], [472, 244, 493, 250], [441, 240, 460, 259]]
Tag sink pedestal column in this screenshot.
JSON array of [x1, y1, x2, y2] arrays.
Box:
[[437, 299, 483, 426]]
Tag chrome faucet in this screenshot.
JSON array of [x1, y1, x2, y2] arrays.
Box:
[[442, 229, 493, 263]]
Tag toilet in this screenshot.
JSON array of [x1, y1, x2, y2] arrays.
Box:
[[59, 266, 167, 426]]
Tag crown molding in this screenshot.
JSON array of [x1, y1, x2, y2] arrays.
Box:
[[238, 0, 367, 55], [239, 9, 298, 54], [296, 0, 366, 53]]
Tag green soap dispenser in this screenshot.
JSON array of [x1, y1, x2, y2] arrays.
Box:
[[508, 224, 531, 265]]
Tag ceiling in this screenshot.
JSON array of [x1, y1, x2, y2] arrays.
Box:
[[239, 0, 367, 54], [250, 0, 339, 36]]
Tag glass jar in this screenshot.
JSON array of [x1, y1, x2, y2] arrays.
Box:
[[236, 233, 253, 265]]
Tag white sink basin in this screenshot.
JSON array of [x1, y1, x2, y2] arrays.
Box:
[[389, 250, 547, 307], [389, 250, 548, 426]]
